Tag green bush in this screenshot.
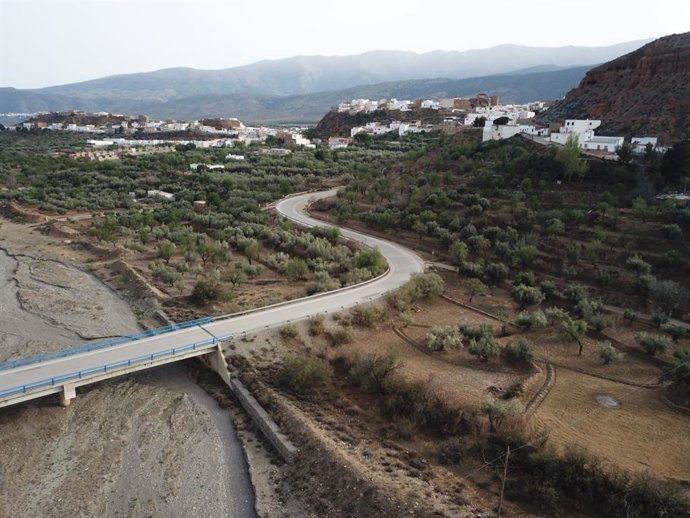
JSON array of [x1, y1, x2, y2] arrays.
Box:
[[348, 349, 401, 393], [308, 314, 325, 336], [351, 303, 386, 327], [425, 326, 463, 351], [661, 323, 687, 343], [598, 341, 623, 365], [635, 332, 670, 356], [279, 324, 299, 340], [511, 284, 545, 308], [515, 310, 548, 330], [278, 356, 333, 393], [191, 278, 229, 305], [469, 334, 501, 361], [504, 338, 535, 364], [458, 323, 493, 340], [327, 326, 352, 346]]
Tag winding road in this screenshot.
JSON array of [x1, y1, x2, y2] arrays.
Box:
[[0, 189, 425, 407]]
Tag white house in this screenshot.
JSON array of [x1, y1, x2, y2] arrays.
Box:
[[421, 99, 440, 110], [631, 137, 658, 154], [519, 125, 550, 137], [581, 136, 624, 153]]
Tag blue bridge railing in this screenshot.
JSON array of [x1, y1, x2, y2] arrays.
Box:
[[0, 333, 232, 399], [0, 316, 213, 372]]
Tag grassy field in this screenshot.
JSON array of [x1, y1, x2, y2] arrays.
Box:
[[532, 367, 690, 481]]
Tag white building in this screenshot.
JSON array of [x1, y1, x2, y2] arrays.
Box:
[[631, 137, 658, 154], [581, 136, 624, 153], [421, 99, 440, 110], [483, 124, 521, 142]]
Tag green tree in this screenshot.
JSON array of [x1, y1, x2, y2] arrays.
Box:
[[615, 142, 634, 164], [556, 134, 589, 182], [157, 239, 176, 264], [559, 318, 588, 356], [511, 284, 545, 309], [464, 278, 489, 303], [468, 334, 501, 361], [481, 397, 523, 432], [284, 257, 309, 281], [449, 240, 468, 267], [244, 239, 260, 265]]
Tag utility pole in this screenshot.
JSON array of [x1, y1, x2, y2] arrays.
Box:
[[497, 445, 510, 518]]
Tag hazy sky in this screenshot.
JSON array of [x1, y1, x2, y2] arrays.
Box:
[[1, 0, 688, 89]]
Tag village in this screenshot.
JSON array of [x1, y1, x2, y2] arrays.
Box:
[[4, 93, 665, 160]]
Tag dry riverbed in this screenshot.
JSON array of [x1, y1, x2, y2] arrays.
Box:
[[0, 219, 259, 517]]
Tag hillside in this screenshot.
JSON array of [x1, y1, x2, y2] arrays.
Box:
[[1, 66, 590, 124], [537, 32, 690, 144]]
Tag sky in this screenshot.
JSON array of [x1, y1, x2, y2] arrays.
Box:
[[1, 0, 688, 89]]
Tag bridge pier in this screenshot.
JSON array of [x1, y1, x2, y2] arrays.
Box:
[[58, 383, 76, 407]]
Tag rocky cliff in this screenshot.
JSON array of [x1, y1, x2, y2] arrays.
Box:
[[537, 32, 690, 144]]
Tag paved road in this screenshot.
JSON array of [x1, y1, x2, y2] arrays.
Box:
[[0, 189, 425, 400]]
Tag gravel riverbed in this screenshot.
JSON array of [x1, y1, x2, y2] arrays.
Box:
[[0, 223, 256, 518]]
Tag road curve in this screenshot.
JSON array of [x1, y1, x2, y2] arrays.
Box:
[[0, 190, 425, 400]]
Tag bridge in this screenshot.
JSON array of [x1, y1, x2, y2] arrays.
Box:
[[0, 189, 425, 409]]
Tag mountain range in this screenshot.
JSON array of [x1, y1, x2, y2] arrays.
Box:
[[0, 40, 651, 122]]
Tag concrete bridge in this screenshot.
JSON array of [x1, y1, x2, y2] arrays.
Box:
[[0, 189, 425, 409]]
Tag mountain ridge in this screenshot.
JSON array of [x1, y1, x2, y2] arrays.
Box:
[[0, 66, 590, 123], [537, 32, 690, 144]]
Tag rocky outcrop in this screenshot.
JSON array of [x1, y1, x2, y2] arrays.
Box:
[[537, 32, 690, 144]]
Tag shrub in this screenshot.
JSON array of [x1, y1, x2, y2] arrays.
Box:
[[504, 338, 535, 364], [515, 310, 548, 330], [481, 397, 523, 432], [661, 323, 687, 343], [426, 326, 463, 351], [284, 257, 309, 281], [308, 314, 325, 336], [544, 306, 569, 326], [511, 284, 545, 309], [651, 310, 669, 328], [598, 341, 623, 365], [458, 323, 493, 340], [563, 283, 589, 304], [469, 334, 501, 361], [327, 326, 352, 346], [278, 356, 333, 393], [586, 313, 612, 332], [623, 308, 637, 325], [635, 332, 670, 356], [438, 437, 464, 465], [191, 278, 229, 305], [351, 303, 386, 327], [513, 271, 536, 287], [279, 324, 299, 340], [664, 348, 690, 384], [348, 349, 401, 393], [539, 280, 558, 299], [625, 254, 652, 275], [406, 272, 444, 300]]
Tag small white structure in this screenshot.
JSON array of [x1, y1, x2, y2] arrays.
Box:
[[226, 154, 245, 161], [631, 137, 658, 154], [328, 137, 351, 149], [483, 124, 521, 142], [147, 190, 175, 201], [581, 136, 624, 153]]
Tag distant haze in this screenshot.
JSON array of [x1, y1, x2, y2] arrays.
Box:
[[1, 0, 689, 88]]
